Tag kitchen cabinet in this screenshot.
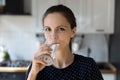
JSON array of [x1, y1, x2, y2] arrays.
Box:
[[0, 72, 26, 80], [60, 0, 115, 33], [59, 0, 91, 33], [0, 15, 33, 32], [90, 0, 115, 34], [0, 60, 30, 80], [1, 0, 31, 15], [32, 0, 59, 33], [0, 67, 27, 80], [34, 0, 115, 33]]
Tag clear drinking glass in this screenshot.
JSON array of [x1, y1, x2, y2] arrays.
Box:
[[36, 33, 59, 66], [39, 43, 59, 66]]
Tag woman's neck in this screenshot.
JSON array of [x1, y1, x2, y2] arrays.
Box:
[[53, 48, 74, 68]]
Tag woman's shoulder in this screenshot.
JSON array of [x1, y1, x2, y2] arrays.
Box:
[[73, 54, 103, 80], [74, 54, 96, 65], [74, 53, 93, 60]]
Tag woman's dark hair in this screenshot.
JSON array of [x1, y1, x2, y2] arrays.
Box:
[[42, 4, 76, 29], [42, 4, 77, 51]]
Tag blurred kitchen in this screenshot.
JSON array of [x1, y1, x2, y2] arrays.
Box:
[[0, 0, 119, 80]]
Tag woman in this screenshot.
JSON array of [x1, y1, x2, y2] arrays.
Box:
[[26, 5, 103, 80]]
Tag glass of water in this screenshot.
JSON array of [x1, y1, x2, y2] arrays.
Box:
[[39, 43, 59, 66]]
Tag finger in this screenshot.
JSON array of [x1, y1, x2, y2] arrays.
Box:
[[40, 44, 51, 48], [38, 51, 52, 55], [34, 56, 47, 66], [39, 45, 52, 52], [39, 47, 52, 52], [36, 60, 47, 66], [34, 51, 51, 62]]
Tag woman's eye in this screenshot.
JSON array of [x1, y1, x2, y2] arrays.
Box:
[[44, 28, 51, 32], [58, 28, 65, 31]]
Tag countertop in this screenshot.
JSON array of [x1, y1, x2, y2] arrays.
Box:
[[0, 67, 28, 72], [0, 60, 30, 72], [0, 62, 116, 73], [97, 62, 117, 74]]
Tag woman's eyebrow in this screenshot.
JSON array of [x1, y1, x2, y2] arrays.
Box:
[[57, 25, 68, 28], [44, 25, 68, 28], [43, 26, 50, 28]]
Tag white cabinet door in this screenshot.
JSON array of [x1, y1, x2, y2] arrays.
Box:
[[60, 0, 115, 33], [0, 15, 33, 32], [60, 0, 92, 33], [33, 0, 115, 33], [33, 0, 91, 33], [91, 0, 115, 33], [32, 0, 59, 33]]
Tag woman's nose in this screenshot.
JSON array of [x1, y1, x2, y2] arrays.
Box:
[[50, 30, 58, 39]]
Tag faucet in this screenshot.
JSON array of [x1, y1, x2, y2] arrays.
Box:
[[87, 48, 91, 57]]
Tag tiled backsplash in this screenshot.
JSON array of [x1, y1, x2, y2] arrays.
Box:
[[72, 34, 109, 62], [0, 31, 37, 60]]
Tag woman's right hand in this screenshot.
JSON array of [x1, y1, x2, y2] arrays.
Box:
[[30, 44, 52, 74]]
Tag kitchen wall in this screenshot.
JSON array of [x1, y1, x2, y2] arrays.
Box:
[[75, 34, 109, 62], [0, 31, 37, 60]]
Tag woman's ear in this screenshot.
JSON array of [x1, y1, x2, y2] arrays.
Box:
[[71, 27, 76, 38]]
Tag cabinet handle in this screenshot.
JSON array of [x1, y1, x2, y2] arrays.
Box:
[[96, 29, 104, 32]]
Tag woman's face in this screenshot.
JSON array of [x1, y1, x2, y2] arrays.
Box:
[[43, 12, 76, 49]]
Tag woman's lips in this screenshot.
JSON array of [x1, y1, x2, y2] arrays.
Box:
[[51, 42, 58, 44], [51, 41, 59, 44], [46, 40, 59, 45]]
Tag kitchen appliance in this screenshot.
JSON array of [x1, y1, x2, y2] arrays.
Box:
[[0, 72, 25, 80]]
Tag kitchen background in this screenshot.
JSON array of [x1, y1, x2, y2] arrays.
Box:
[[0, 0, 110, 61], [0, 0, 119, 80]]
